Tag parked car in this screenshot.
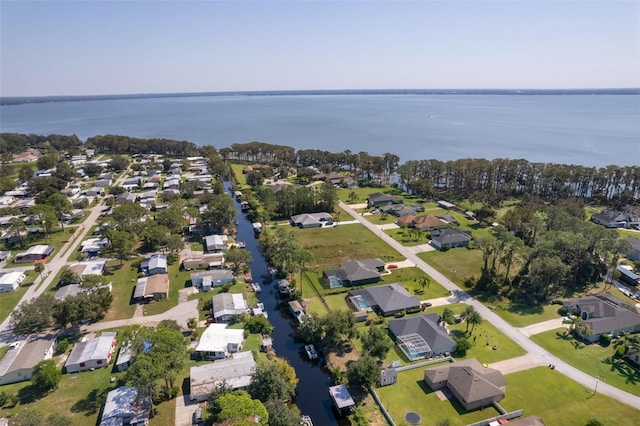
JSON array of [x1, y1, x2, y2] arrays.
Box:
[[193, 408, 203, 424]]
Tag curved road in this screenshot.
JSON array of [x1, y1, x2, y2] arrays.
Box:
[[339, 201, 640, 410]]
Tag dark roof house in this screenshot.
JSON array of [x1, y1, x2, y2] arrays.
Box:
[[423, 358, 506, 411], [348, 283, 420, 316], [290, 212, 333, 228], [563, 296, 640, 343], [430, 229, 470, 250], [388, 313, 457, 360], [591, 209, 640, 229], [367, 192, 403, 208], [322, 258, 385, 287]]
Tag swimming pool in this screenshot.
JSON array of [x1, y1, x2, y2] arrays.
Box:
[[329, 277, 343, 288], [353, 295, 370, 310]]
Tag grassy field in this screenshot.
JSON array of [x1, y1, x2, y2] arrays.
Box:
[[230, 163, 248, 187], [0, 363, 125, 426], [502, 367, 640, 425], [531, 328, 640, 397], [419, 247, 484, 285], [0, 270, 38, 324], [491, 302, 562, 328], [293, 223, 404, 270], [101, 259, 139, 321], [2, 228, 74, 267]]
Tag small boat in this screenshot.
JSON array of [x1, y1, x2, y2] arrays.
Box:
[[304, 344, 318, 360], [236, 241, 246, 248], [300, 415, 313, 426], [251, 282, 262, 293]]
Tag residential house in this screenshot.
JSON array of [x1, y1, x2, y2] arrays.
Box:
[[117, 192, 138, 203], [0, 251, 11, 262], [412, 215, 449, 232], [195, 323, 245, 360], [388, 313, 457, 360], [380, 204, 418, 217], [367, 192, 403, 208], [562, 296, 640, 343], [64, 332, 117, 373], [0, 334, 57, 385], [134, 274, 170, 301], [626, 237, 640, 261], [348, 283, 420, 316], [85, 187, 105, 197], [80, 237, 110, 257], [191, 269, 233, 292], [212, 293, 248, 322], [68, 260, 106, 282], [438, 200, 456, 210], [181, 253, 225, 270], [322, 258, 386, 288], [430, 228, 470, 250], [54, 284, 84, 301], [140, 254, 168, 276], [290, 212, 333, 228], [189, 351, 256, 401], [204, 234, 229, 252], [0, 271, 26, 292], [424, 358, 507, 411], [99, 386, 151, 426], [93, 179, 112, 188], [591, 209, 640, 229], [14, 244, 54, 263], [617, 265, 640, 287]]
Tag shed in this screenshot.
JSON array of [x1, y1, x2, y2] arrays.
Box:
[[379, 367, 398, 386]]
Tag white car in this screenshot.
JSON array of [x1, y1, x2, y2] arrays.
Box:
[[9, 341, 20, 349]]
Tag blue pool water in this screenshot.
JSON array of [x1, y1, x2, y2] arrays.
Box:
[[329, 277, 343, 288], [353, 295, 370, 310]]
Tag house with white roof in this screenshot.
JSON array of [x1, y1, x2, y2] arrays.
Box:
[[99, 386, 151, 426], [195, 324, 245, 360], [64, 332, 117, 373], [212, 293, 248, 322], [0, 271, 26, 292], [140, 254, 167, 276], [189, 351, 256, 401], [0, 334, 57, 385], [14, 244, 54, 263]]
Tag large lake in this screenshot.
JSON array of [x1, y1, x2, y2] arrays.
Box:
[[1, 94, 639, 167]]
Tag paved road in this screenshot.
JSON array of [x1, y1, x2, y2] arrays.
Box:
[[339, 201, 640, 410]]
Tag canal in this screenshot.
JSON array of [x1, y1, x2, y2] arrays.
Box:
[[230, 187, 341, 425]]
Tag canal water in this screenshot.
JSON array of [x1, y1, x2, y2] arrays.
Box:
[[230, 187, 341, 425]]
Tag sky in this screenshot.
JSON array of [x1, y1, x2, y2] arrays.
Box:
[[1, 1, 639, 96]]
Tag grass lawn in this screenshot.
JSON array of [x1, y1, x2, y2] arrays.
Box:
[[502, 367, 640, 425], [531, 328, 640, 396], [429, 304, 527, 363], [1, 228, 74, 268], [230, 163, 248, 187], [0, 270, 38, 324], [0, 363, 126, 426], [491, 302, 562, 328], [101, 259, 139, 321], [293, 223, 404, 270], [419, 247, 483, 285], [384, 226, 431, 247]]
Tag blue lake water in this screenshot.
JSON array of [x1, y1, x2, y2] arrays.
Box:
[[1, 94, 639, 167]]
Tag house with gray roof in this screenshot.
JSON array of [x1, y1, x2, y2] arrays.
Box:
[[204, 234, 228, 252], [591, 209, 640, 229], [626, 236, 640, 261], [191, 269, 234, 292], [380, 204, 418, 217], [424, 358, 506, 411], [290, 212, 333, 228], [140, 254, 167, 276], [430, 228, 470, 250], [563, 295, 640, 343], [348, 283, 420, 316], [189, 351, 256, 402], [99, 386, 151, 426], [212, 293, 248, 322], [0, 334, 57, 385], [367, 192, 403, 208], [388, 313, 457, 360], [322, 258, 385, 287]]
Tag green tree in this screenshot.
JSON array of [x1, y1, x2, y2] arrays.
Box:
[[32, 359, 61, 392], [323, 310, 356, 348], [8, 217, 28, 248], [264, 398, 301, 426], [28, 204, 58, 241], [217, 391, 268, 426], [347, 355, 380, 389], [166, 234, 184, 255], [10, 293, 55, 334], [201, 194, 236, 234], [156, 207, 185, 234], [360, 325, 392, 360], [245, 315, 274, 335], [225, 246, 254, 274], [297, 313, 323, 344], [248, 360, 296, 403], [18, 163, 34, 182], [58, 266, 79, 286], [110, 229, 135, 265], [453, 335, 472, 356]]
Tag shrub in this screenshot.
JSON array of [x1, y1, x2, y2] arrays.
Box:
[[557, 306, 569, 316], [394, 311, 406, 318], [56, 338, 70, 354], [406, 307, 421, 315], [599, 333, 612, 347], [0, 391, 9, 407]]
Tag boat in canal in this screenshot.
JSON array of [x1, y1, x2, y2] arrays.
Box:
[[304, 344, 318, 360], [300, 414, 313, 425], [251, 282, 262, 293]]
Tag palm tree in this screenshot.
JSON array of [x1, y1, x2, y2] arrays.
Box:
[[467, 310, 483, 336]]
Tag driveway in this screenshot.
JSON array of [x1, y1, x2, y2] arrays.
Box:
[[518, 318, 566, 337], [175, 394, 201, 426], [338, 200, 640, 410]]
